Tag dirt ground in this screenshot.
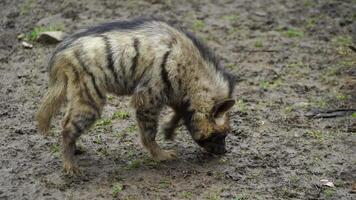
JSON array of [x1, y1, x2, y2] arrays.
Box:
[[1, 0, 355, 199]]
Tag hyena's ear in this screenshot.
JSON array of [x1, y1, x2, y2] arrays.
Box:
[[212, 98, 235, 118]]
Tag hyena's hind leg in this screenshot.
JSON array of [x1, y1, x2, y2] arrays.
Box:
[[61, 102, 103, 175], [161, 110, 182, 140], [136, 108, 177, 161]]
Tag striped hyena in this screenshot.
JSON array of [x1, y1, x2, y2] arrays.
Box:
[[37, 19, 236, 174]]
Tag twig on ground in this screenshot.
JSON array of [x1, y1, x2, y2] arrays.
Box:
[[348, 45, 356, 52], [245, 49, 279, 53], [305, 109, 356, 119]]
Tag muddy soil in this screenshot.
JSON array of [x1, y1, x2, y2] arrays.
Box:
[[1, 0, 355, 199]]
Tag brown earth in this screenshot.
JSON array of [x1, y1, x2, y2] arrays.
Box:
[[1, 0, 355, 199]]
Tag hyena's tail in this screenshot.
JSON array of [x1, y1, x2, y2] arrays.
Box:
[[36, 66, 67, 135]]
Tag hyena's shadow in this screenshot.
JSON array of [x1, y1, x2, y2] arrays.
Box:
[[58, 135, 223, 182]]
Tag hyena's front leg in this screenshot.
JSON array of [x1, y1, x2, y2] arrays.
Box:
[[136, 108, 177, 161], [161, 111, 182, 140]]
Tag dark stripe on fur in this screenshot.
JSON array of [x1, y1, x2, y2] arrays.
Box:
[[101, 35, 120, 88], [82, 83, 100, 114], [119, 54, 127, 90], [74, 51, 105, 99], [133, 57, 153, 87], [69, 62, 80, 82], [71, 121, 83, 133], [94, 53, 110, 89], [160, 50, 172, 96], [181, 98, 195, 133], [131, 38, 140, 80]]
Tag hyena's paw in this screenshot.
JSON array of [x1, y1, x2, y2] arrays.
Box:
[[153, 149, 177, 161], [63, 162, 82, 176]]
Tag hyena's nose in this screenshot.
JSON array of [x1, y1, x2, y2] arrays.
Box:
[[214, 146, 227, 154], [207, 145, 226, 155]]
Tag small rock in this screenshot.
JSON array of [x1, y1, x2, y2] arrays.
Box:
[[320, 179, 335, 187], [17, 33, 25, 40], [22, 41, 33, 49], [36, 14, 66, 27], [37, 31, 67, 44], [254, 11, 267, 17], [220, 191, 233, 198]]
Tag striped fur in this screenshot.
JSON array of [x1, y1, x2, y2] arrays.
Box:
[[37, 19, 236, 174]]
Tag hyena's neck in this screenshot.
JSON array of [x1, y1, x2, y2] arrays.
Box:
[[173, 61, 230, 113]]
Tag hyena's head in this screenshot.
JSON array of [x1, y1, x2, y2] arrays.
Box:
[[184, 98, 235, 154]]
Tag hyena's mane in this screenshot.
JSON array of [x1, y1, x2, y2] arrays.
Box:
[[181, 30, 237, 96]]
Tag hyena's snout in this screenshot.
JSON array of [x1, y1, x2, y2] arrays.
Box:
[[196, 134, 227, 155]]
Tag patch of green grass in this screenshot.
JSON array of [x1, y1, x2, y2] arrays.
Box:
[[115, 131, 127, 140], [180, 191, 192, 199], [207, 192, 221, 200], [112, 183, 123, 198], [305, 16, 320, 29], [352, 112, 356, 118], [97, 147, 109, 156], [334, 179, 345, 187], [289, 175, 301, 186], [259, 79, 283, 90], [254, 40, 263, 48], [320, 66, 341, 85], [25, 26, 64, 41], [221, 14, 239, 23], [333, 35, 352, 46], [227, 27, 239, 36], [124, 124, 137, 133], [159, 178, 171, 189], [107, 95, 114, 101], [218, 157, 228, 164], [308, 97, 327, 109], [20, 0, 35, 15], [116, 124, 137, 139], [225, 63, 237, 70], [126, 158, 159, 169], [259, 80, 270, 89], [192, 20, 205, 31], [235, 99, 247, 113], [112, 111, 130, 120], [283, 106, 294, 114], [335, 93, 348, 101], [93, 135, 103, 144], [124, 159, 143, 170], [339, 60, 355, 67], [287, 61, 306, 68], [303, 0, 315, 7], [323, 188, 336, 199], [49, 143, 61, 155], [304, 130, 323, 140], [282, 28, 304, 38], [95, 118, 112, 127], [234, 194, 249, 200]]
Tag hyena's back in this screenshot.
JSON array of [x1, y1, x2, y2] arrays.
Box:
[[51, 21, 174, 94]]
